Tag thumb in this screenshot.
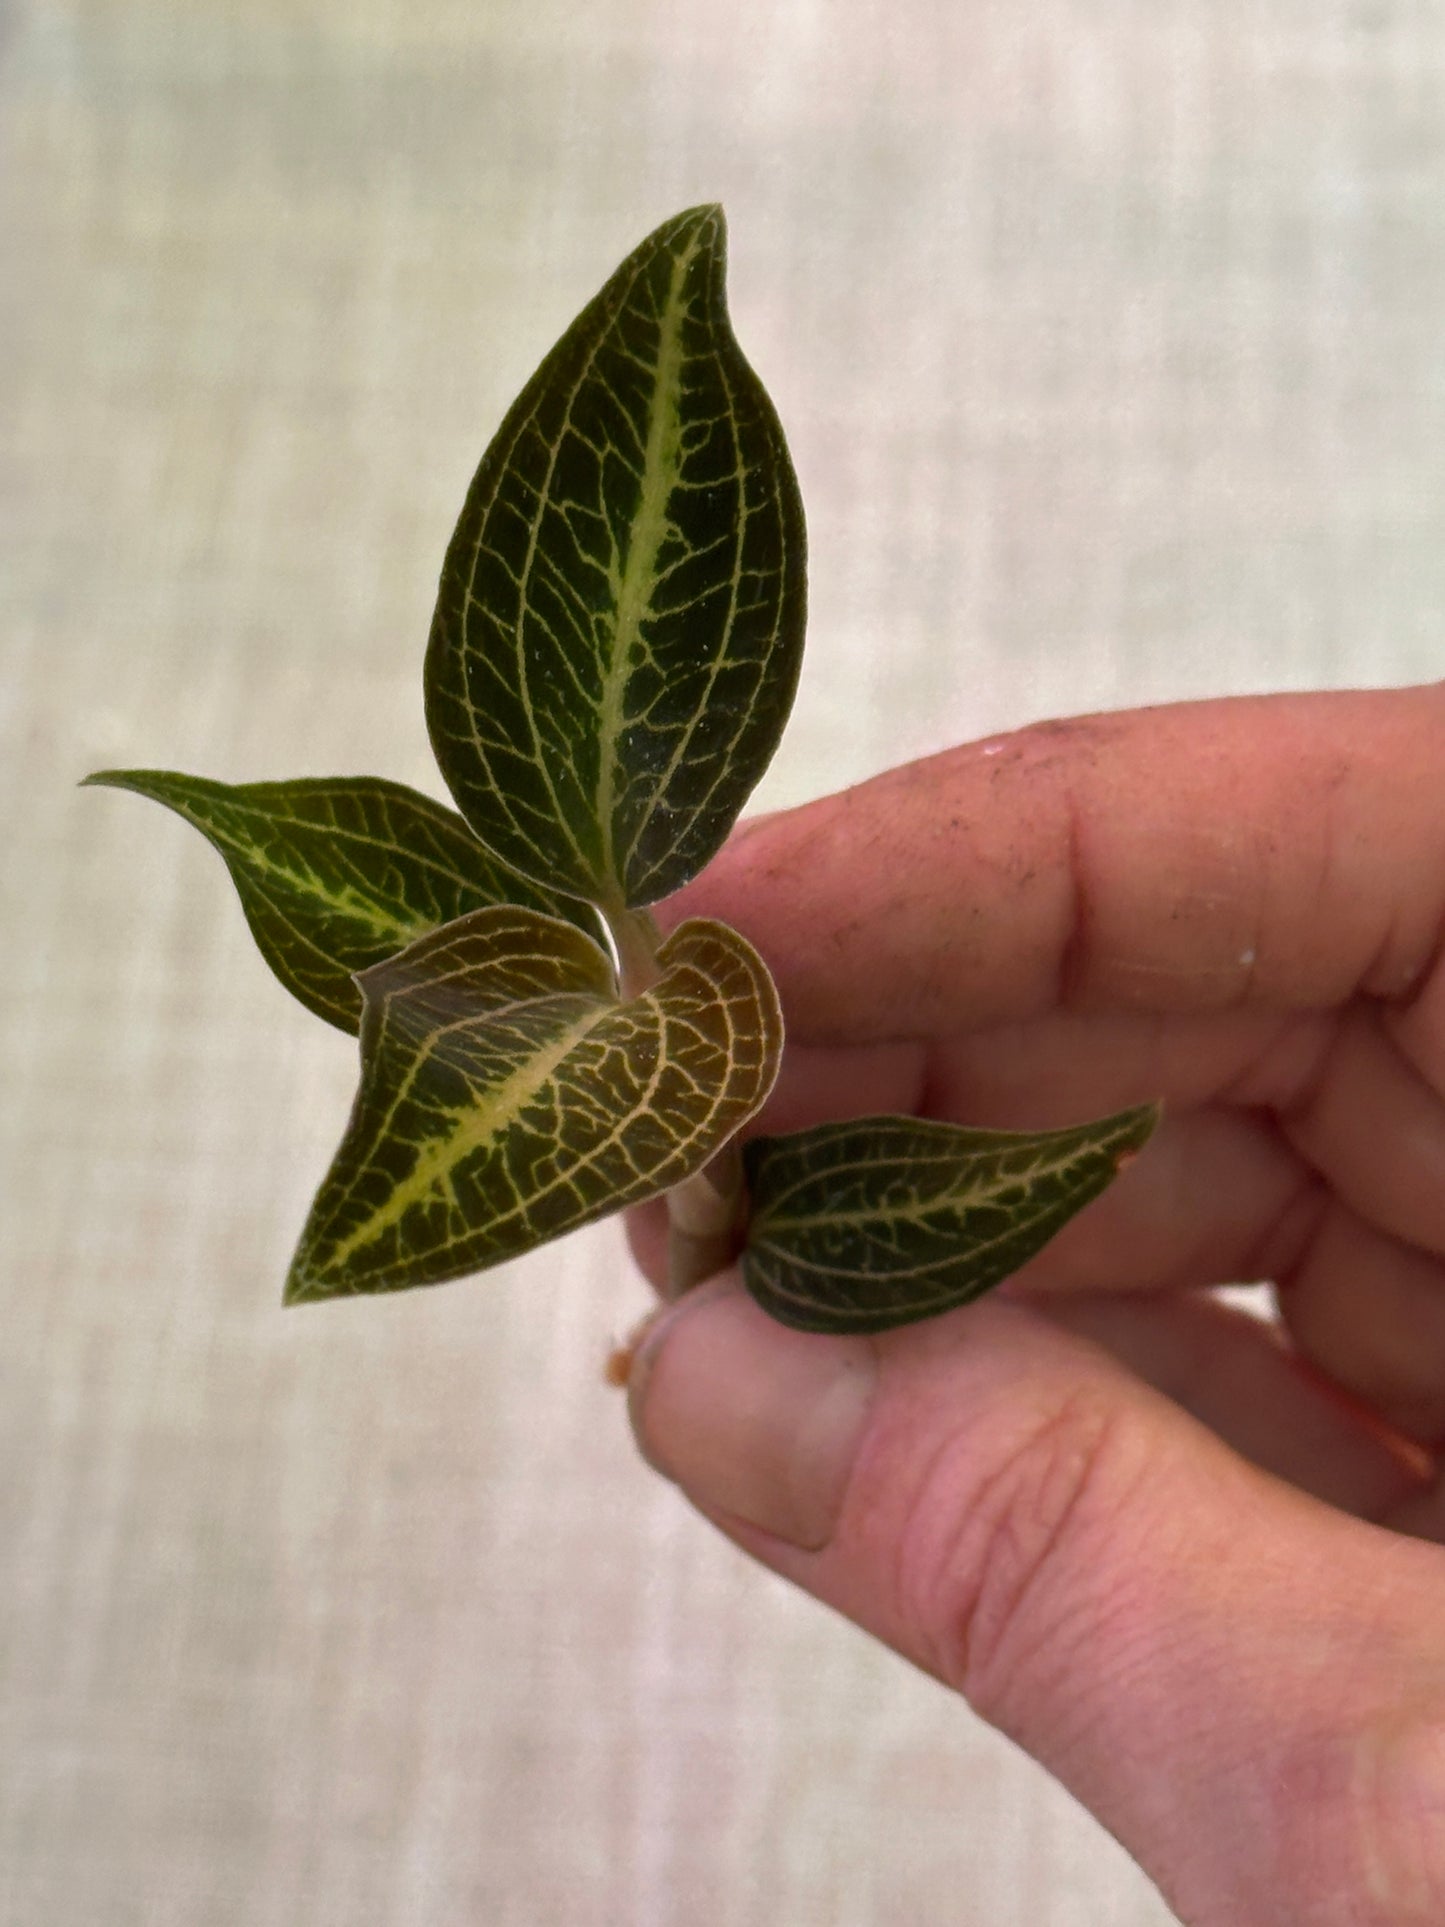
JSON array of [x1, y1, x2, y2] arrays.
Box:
[[627, 1276, 1445, 1926]]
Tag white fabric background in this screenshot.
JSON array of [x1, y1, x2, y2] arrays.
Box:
[[5, 2, 1444, 1922]]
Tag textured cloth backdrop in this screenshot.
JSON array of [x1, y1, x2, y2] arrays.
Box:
[[5, 3, 1444, 1923]]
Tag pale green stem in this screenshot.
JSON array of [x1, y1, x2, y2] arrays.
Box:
[[663, 1138, 745, 1299]]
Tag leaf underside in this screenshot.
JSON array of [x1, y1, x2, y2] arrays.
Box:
[[741, 1105, 1160, 1335], [425, 202, 807, 912], [82, 770, 595, 1033], [286, 909, 783, 1302]]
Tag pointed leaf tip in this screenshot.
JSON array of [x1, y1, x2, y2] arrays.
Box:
[[83, 768, 596, 1031], [741, 1103, 1159, 1334], [425, 204, 806, 912]]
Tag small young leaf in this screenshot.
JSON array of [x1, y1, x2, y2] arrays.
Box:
[[286, 909, 782, 1302], [82, 770, 595, 1033], [425, 203, 806, 913], [741, 1105, 1160, 1334]]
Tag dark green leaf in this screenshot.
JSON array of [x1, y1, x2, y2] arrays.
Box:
[[741, 1105, 1160, 1334], [286, 909, 782, 1302], [82, 770, 595, 1033], [425, 203, 806, 913]]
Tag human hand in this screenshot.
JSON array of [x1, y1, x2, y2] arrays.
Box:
[[624, 686, 1445, 1925]]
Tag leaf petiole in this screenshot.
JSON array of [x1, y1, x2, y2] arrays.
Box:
[[665, 1140, 745, 1299]]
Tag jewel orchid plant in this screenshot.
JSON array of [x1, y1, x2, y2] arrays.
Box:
[[86, 207, 1156, 1334]]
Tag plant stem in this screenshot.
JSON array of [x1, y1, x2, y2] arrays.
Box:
[[664, 1138, 745, 1298], [603, 902, 750, 1297], [608, 905, 664, 999]]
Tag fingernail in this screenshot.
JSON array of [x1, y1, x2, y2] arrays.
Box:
[[627, 1276, 877, 1551]]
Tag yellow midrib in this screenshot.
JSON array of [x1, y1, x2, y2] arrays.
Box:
[[323, 1005, 608, 1270], [594, 236, 697, 891]]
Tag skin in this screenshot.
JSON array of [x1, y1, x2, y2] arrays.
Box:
[[624, 685, 1445, 1926]]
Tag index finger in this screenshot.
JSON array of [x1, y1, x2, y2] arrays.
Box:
[[669, 686, 1445, 1044]]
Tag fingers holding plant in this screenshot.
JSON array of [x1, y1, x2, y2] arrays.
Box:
[[643, 680, 1445, 1478], [86, 201, 1445, 1926], [628, 1273, 1445, 1925]]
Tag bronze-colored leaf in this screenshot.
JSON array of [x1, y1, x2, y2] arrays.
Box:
[[286, 910, 783, 1301]]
